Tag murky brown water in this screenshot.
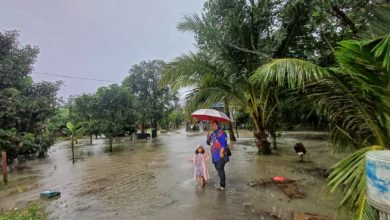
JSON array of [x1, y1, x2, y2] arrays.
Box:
[[0, 129, 348, 220]]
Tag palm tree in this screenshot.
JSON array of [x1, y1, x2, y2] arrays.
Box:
[[163, 53, 237, 139], [169, 0, 293, 154], [250, 14, 390, 218], [162, 52, 277, 154]]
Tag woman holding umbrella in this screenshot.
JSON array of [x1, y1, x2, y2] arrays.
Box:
[[192, 109, 231, 190], [207, 121, 229, 190]]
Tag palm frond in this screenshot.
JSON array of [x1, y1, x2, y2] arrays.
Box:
[[366, 4, 390, 38], [328, 145, 384, 220], [162, 51, 251, 114], [371, 34, 390, 72], [250, 58, 327, 89], [162, 52, 224, 90], [336, 39, 389, 91], [361, 200, 379, 220], [308, 72, 389, 148], [318, 38, 390, 149], [185, 82, 249, 112], [177, 14, 205, 33], [185, 87, 226, 110]]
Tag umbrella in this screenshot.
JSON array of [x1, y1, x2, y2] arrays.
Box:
[[191, 109, 231, 123]]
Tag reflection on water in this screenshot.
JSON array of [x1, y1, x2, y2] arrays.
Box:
[[0, 129, 347, 220]]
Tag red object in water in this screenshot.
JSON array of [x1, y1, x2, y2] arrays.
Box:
[[272, 176, 289, 183]]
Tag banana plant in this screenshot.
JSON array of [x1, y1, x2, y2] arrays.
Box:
[[65, 122, 84, 164]]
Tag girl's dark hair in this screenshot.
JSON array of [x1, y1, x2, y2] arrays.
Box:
[[195, 146, 205, 154], [211, 121, 219, 126]]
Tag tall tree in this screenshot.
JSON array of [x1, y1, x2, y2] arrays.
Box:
[[95, 84, 138, 151], [73, 94, 99, 144], [0, 31, 39, 90], [163, 52, 278, 153], [170, 1, 285, 153], [0, 31, 61, 161], [122, 60, 178, 138]]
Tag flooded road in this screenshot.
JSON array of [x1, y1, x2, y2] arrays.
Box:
[[0, 129, 347, 220]]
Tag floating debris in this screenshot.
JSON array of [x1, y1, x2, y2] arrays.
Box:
[[272, 176, 290, 183], [250, 177, 305, 199], [279, 182, 304, 199], [40, 190, 61, 198]]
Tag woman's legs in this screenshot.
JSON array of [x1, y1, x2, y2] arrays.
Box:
[[214, 160, 226, 188]]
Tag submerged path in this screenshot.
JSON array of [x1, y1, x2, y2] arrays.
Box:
[[0, 129, 346, 220]]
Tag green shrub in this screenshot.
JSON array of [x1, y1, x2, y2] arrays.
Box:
[[0, 203, 46, 220]]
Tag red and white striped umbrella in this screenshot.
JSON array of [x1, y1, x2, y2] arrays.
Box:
[[191, 109, 231, 123]]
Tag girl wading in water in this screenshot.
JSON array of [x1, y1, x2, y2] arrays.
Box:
[[190, 145, 210, 187]]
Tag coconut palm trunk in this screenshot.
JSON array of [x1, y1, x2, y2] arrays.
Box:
[[252, 115, 271, 154], [224, 100, 236, 141], [253, 130, 271, 154], [249, 86, 272, 155]]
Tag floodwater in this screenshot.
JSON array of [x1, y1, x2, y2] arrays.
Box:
[[0, 129, 348, 220]]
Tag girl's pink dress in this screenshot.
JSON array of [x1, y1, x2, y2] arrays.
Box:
[[191, 153, 210, 180]]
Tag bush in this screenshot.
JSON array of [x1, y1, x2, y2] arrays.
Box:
[[0, 203, 46, 220]]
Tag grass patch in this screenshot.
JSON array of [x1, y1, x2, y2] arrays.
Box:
[[0, 175, 38, 194], [0, 202, 46, 220]]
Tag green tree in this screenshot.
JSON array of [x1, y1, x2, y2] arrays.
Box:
[[95, 84, 138, 151], [168, 110, 184, 129], [47, 107, 70, 136], [0, 31, 39, 90], [0, 31, 61, 161], [163, 52, 273, 153], [73, 94, 100, 144], [273, 0, 377, 61], [169, 0, 305, 153], [122, 60, 178, 138]]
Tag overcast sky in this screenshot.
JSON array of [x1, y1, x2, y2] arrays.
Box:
[[0, 0, 203, 98]]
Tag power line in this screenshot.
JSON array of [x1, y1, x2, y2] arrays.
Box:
[[32, 71, 120, 83]]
